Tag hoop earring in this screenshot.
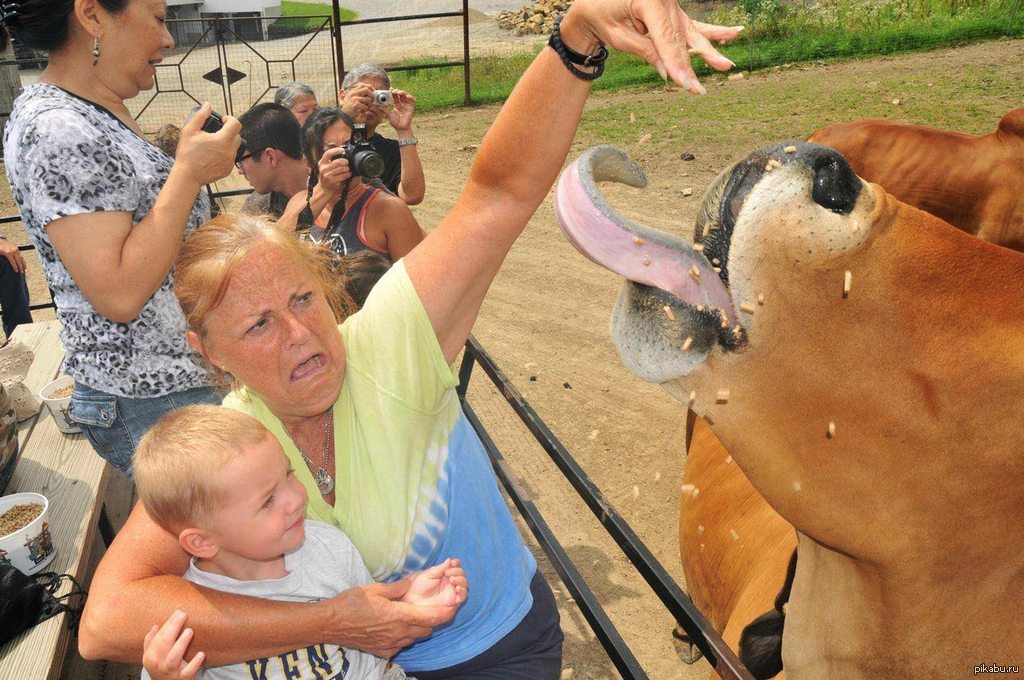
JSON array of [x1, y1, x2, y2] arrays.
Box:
[[92, 37, 100, 66]]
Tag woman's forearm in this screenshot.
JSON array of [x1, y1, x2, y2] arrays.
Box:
[[79, 503, 447, 664], [80, 571, 338, 665], [396, 133, 425, 206], [406, 33, 594, 358]]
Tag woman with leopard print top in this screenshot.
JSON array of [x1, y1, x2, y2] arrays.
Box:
[[1, 0, 240, 476]]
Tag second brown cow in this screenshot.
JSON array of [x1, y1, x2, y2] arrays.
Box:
[[808, 108, 1024, 249]]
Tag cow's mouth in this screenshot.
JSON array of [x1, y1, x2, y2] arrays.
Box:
[[554, 145, 745, 356], [554, 143, 865, 383], [698, 142, 863, 290]]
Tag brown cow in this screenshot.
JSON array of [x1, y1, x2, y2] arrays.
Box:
[[555, 143, 1024, 679], [677, 412, 795, 679], [808, 109, 1024, 248]]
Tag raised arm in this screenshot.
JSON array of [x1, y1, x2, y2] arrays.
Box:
[[45, 105, 240, 322], [79, 501, 456, 664], [388, 90, 426, 206], [403, 0, 742, 361]]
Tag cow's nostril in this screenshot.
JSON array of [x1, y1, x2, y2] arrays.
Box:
[[811, 152, 861, 215]]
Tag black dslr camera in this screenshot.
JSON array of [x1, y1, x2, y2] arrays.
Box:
[[339, 123, 384, 179]]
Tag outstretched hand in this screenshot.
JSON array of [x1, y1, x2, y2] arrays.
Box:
[[402, 558, 468, 608], [327, 578, 461, 659], [562, 0, 743, 94]]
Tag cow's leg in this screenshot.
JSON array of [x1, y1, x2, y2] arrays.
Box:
[[671, 625, 706, 664]]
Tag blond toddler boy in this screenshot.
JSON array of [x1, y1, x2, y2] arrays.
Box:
[[132, 405, 467, 680]]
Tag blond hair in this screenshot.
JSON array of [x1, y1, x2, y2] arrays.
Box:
[[134, 405, 272, 532], [174, 212, 355, 388]]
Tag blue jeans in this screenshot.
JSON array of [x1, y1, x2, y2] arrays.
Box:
[[0, 256, 31, 338], [68, 383, 221, 478]]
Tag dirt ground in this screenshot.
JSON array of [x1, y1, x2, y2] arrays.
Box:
[[4, 37, 1022, 679]]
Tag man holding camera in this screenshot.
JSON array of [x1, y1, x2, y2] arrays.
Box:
[[236, 103, 311, 221], [339, 63, 425, 206]]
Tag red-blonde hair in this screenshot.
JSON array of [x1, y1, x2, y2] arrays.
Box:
[[174, 212, 355, 387]]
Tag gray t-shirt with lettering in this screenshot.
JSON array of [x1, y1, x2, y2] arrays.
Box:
[[140, 520, 398, 680]]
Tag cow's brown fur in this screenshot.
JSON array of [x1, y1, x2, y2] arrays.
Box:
[[678, 412, 795, 678], [674, 185, 1024, 678], [808, 109, 1024, 248], [559, 144, 1024, 677]]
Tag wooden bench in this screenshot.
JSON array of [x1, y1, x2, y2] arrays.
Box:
[[0, 320, 111, 680]]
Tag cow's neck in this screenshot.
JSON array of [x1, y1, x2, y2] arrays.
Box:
[[782, 532, 1024, 679]]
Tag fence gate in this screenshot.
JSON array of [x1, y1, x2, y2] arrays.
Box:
[[132, 15, 338, 135]]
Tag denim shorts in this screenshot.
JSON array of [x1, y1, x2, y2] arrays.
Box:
[[68, 383, 221, 478]]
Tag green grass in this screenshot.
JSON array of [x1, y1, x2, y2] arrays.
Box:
[[388, 0, 1022, 112], [272, 1, 356, 36]]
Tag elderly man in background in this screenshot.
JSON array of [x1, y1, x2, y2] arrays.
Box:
[[237, 103, 311, 221], [339, 64, 425, 205]]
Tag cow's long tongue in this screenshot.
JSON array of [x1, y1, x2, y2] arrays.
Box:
[[554, 145, 735, 321]]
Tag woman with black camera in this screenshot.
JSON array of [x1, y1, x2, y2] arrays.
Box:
[[283, 107, 424, 262], [0, 0, 240, 476]]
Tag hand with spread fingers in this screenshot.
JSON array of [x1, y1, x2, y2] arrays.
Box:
[[385, 89, 416, 133], [560, 0, 743, 94]]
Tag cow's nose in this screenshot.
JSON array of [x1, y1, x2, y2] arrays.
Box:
[[809, 148, 861, 215]]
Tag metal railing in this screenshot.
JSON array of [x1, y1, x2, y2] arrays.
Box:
[[457, 335, 754, 680]]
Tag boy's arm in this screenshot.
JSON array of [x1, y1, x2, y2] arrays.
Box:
[[79, 502, 449, 664]]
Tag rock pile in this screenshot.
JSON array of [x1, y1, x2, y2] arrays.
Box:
[[497, 0, 573, 35]]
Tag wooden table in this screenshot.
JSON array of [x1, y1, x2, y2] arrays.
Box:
[[0, 320, 111, 680]]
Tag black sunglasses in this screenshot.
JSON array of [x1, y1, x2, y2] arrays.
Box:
[[235, 146, 264, 167]]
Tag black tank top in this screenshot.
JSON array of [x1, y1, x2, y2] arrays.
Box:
[[310, 181, 393, 263]]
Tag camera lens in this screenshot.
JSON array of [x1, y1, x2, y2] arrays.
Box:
[[351, 149, 384, 179]]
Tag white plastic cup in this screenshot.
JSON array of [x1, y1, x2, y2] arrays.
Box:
[[0, 492, 56, 575], [38, 376, 81, 435]]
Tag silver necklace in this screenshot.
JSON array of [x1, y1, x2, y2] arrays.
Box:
[[296, 411, 334, 496]]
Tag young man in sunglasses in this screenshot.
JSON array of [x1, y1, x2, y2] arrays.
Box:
[[237, 103, 311, 220]]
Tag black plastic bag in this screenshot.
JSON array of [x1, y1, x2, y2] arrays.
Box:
[[0, 565, 86, 645]]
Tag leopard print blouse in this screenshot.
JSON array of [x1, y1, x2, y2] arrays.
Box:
[[3, 84, 211, 397]]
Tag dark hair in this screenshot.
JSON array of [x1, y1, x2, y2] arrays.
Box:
[[238, 102, 302, 161], [301, 107, 356, 203], [0, 0, 130, 53], [337, 251, 391, 309]]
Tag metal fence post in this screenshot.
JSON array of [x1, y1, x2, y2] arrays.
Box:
[[332, 0, 345, 91], [463, 0, 471, 105]]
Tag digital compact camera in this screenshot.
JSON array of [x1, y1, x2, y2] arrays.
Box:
[[372, 89, 393, 107], [188, 106, 249, 164], [339, 123, 384, 179]]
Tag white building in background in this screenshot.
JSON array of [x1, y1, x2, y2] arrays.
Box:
[[167, 0, 284, 43]]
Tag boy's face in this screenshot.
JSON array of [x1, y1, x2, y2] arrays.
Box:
[[201, 435, 309, 563]]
